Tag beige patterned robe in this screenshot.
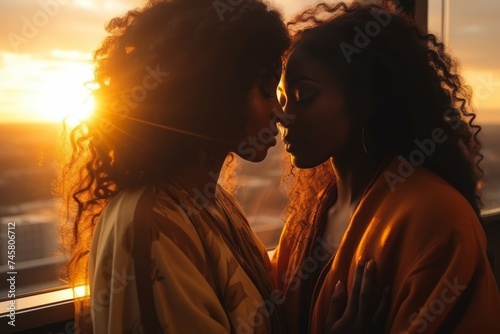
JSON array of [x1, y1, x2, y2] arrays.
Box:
[[89, 183, 284, 333]]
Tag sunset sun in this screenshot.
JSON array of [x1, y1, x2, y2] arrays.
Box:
[[28, 61, 95, 125]]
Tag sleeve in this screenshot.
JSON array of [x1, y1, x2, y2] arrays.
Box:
[[387, 210, 488, 334], [150, 230, 231, 333]]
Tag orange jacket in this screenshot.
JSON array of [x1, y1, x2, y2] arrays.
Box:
[[273, 157, 500, 333]]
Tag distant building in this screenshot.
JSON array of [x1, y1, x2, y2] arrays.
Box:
[[0, 213, 58, 265]]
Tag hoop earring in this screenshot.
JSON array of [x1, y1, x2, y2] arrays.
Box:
[[362, 126, 369, 155]]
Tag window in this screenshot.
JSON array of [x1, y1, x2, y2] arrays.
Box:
[[443, 0, 500, 286], [0, 0, 331, 302], [0, 0, 143, 302], [428, 0, 500, 212], [1, 0, 499, 332], [446, 0, 500, 212]]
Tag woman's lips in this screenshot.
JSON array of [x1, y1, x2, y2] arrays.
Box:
[[284, 136, 301, 152]]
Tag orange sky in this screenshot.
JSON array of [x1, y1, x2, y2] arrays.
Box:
[[0, 0, 499, 123]]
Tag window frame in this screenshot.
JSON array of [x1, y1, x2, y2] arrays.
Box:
[[4, 1, 498, 332]]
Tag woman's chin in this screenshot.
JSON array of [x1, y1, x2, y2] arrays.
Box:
[[234, 147, 267, 163], [235, 139, 277, 163], [290, 154, 325, 169]]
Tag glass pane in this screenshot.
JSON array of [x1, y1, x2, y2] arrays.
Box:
[[0, 124, 65, 297], [0, 0, 142, 299], [0, 0, 433, 300], [428, 0, 446, 40], [448, 0, 500, 211]]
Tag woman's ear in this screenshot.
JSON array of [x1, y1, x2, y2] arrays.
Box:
[[349, 90, 378, 124], [358, 92, 378, 122], [348, 58, 379, 122]]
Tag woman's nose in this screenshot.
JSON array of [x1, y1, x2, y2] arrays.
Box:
[[272, 97, 282, 113], [273, 105, 296, 130], [273, 110, 296, 139]]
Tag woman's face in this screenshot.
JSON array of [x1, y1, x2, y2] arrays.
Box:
[[277, 47, 351, 168], [234, 77, 282, 162]]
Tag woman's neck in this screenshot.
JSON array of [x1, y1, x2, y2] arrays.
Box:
[[173, 154, 227, 203], [330, 149, 383, 206]]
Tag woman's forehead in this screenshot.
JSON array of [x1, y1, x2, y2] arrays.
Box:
[[283, 47, 338, 86]]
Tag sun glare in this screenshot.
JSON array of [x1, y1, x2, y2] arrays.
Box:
[[29, 61, 95, 125], [73, 285, 90, 298]]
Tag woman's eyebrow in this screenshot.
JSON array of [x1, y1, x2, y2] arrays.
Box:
[[289, 75, 309, 85], [286, 75, 319, 88], [278, 74, 320, 94]]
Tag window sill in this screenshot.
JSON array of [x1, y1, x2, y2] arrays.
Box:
[[0, 287, 75, 332]]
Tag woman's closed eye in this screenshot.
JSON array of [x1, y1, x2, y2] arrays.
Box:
[[277, 88, 287, 109], [259, 75, 280, 99], [294, 83, 321, 104], [259, 86, 276, 99]]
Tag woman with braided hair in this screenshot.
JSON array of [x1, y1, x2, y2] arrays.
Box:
[[273, 1, 500, 333], [60, 0, 385, 333]]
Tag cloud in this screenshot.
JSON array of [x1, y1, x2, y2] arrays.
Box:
[[448, 0, 500, 70], [0, 0, 499, 123], [0, 0, 142, 55]]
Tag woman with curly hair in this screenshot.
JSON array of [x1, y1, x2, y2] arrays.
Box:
[[60, 0, 383, 333], [273, 1, 500, 333], [59, 0, 290, 332]]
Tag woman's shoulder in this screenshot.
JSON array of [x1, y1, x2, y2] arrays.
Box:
[[103, 186, 147, 216], [372, 157, 483, 239], [95, 186, 148, 240], [367, 159, 488, 264], [99, 184, 194, 235], [378, 156, 476, 215]]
